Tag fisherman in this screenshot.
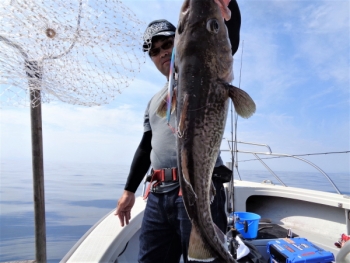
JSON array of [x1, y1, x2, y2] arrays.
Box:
[[115, 1, 241, 262]]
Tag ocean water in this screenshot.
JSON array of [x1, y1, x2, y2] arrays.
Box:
[[0, 159, 349, 262]]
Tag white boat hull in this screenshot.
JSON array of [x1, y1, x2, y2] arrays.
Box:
[[61, 180, 350, 262]]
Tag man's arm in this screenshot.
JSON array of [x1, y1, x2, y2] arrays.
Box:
[[124, 130, 152, 192], [115, 131, 152, 226]]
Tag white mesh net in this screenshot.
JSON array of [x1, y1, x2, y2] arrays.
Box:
[[0, 0, 146, 107]]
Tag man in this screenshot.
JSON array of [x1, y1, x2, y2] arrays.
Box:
[[115, 2, 241, 262]]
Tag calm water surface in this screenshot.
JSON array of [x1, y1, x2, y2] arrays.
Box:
[[0, 159, 349, 262]]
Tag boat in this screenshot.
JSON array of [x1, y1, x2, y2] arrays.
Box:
[[60, 138, 350, 263]]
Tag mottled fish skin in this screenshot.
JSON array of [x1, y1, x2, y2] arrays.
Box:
[[174, 0, 255, 262]]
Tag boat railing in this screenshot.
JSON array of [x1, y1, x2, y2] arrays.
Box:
[[222, 139, 343, 195]]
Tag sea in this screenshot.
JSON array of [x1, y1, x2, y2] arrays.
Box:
[[1, 159, 349, 263]]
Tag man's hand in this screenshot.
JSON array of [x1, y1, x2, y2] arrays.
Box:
[[115, 190, 135, 227], [214, 0, 231, 21]]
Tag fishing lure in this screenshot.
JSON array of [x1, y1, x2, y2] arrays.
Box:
[[166, 47, 176, 125]]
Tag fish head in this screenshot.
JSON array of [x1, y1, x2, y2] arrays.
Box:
[[175, 0, 233, 83]]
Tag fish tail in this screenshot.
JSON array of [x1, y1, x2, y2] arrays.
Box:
[[188, 222, 232, 262], [188, 225, 216, 262]]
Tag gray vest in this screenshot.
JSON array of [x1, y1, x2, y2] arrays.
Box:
[[144, 83, 223, 193]]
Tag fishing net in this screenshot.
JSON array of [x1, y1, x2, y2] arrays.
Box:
[[0, 0, 146, 107]]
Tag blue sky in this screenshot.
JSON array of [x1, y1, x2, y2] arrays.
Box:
[[1, 0, 349, 174]]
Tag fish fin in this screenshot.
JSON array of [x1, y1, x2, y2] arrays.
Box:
[[156, 91, 176, 118], [210, 180, 216, 204], [177, 94, 188, 138], [172, 91, 177, 113], [181, 149, 197, 206], [228, 84, 256, 119], [156, 93, 167, 118], [188, 225, 216, 262], [166, 89, 177, 120]]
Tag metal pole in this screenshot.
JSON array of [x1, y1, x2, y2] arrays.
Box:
[[27, 61, 47, 263]]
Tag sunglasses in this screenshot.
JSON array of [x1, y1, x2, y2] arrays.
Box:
[[149, 38, 174, 57]]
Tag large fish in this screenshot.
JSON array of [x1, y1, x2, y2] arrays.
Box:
[[174, 0, 255, 262], [157, 0, 255, 261]]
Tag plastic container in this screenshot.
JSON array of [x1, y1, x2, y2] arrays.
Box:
[[267, 237, 334, 263], [233, 211, 261, 239]]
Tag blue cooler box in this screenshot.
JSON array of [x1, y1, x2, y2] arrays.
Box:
[[267, 238, 334, 263]]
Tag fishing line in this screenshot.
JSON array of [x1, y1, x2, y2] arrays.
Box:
[[233, 40, 244, 179], [187, 103, 213, 111], [228, 41, 245, 213], [167, 123, 177, 134]]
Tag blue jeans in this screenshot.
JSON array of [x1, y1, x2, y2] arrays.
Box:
[[138, 179, 226, 263]]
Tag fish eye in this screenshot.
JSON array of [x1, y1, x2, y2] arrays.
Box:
[[206, 19, 219, 34]]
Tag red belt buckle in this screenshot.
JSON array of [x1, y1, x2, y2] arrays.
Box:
[[143, 168, 180, 199]]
